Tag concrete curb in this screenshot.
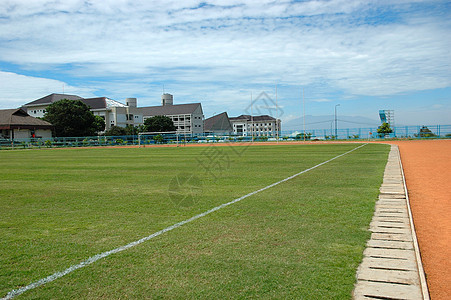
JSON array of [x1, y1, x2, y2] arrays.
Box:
[[353, 145, 430, 300]]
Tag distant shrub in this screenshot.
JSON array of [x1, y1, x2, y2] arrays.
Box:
[[415, 126, 436, 138], [153, 134, 164, 144], [296, 132, 312, 140]]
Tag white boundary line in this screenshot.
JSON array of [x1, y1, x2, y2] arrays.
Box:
[[2, 143, 367, 299], [396, 145, 430, 299]]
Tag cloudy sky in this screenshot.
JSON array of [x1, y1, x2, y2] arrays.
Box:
[[0, 0, 450, 127]]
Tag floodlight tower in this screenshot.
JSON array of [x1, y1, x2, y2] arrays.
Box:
[[379, 110, 395, 126]]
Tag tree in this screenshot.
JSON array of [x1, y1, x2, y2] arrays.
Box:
[[125, 124, 139, 135], [143, 116, 176, 132], [93, 115, 106, 133], [153, 134, 164, 144], [296, 132, 312, 140], [416, 126, 436, 138], [43, 99, 98, 137], [104, 125, 127, 136], [377, 122, 393, 137]]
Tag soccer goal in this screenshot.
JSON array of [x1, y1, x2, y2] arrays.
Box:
[[138, 131, 186, 147]]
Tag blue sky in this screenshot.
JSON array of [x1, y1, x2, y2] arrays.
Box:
[[0, 0, 450, 127]]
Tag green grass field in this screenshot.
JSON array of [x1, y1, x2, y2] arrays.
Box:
[[0, 143, 389, 299]]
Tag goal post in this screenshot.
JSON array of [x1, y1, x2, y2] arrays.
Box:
[[138, 131, 181, 147]]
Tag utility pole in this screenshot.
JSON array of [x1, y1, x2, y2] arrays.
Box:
[[335, 104, 340, 139], [303, 88, 305, 142], [276, 84, 279, 143], [251, 92, 254, 143]]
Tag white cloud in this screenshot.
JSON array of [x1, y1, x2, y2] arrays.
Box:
[[311, 98, 333, 103], [0, 0, 449, 118], [0, 71, 95, 108]]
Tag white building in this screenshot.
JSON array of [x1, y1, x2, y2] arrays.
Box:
[[229, 115, 281, 137], [140, 94, 204, 135], [23, 93, 204, 135], [23, 94, 143, 130], [24, 93, 82, 118], [86, 97, 143, 129]]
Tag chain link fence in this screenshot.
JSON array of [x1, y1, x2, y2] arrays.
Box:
[[1, 124, 450, 150]]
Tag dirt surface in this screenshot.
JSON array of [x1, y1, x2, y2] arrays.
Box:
[[392, 140, 451, 300]]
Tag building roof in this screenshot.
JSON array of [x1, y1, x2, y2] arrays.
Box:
[[82, 97, 127, 109], [204, 112, 232, 132], [24, 93, 83, 106], [229, 114, 276, 122], [80, 97, 107, 109], [0, 108, 52, 130], [141, 103, 202, 116], [24, 94, 127, 109]]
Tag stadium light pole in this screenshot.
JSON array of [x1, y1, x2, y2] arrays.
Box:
[[335, 104, 340, 139]]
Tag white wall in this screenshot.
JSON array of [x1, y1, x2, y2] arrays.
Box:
[[26, 106, 47, 118], [192, 106, 204, 134], [13, 129, 30, 139], [11, 128, 52, 140], [35, 129, 52, 139]]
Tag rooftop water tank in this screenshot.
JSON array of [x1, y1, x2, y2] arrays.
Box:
[[126, 98, 137, 107], [161, 93, 173, 106]]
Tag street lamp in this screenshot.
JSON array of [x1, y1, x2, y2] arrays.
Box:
[[335, 104, 340, 139]]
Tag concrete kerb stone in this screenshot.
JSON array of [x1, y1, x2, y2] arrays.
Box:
[[353, 145, 429, 300]]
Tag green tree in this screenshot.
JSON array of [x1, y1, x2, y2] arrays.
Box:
[[104, 126, 127, 136], [296, 132, 312, 140], [143, 116, 176, 132], [125, 124, 139, 135], [93, 115, 106, 133], [153, 134, 164, 144], [416, 126, 436, 138], [377, 122, 393, 137], [43, 99, 98, 137]]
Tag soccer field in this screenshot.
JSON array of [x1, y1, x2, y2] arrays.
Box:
[[0, 143, 389, 299]]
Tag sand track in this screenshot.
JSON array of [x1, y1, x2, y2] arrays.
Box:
[[393, 140, 450, 300]]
